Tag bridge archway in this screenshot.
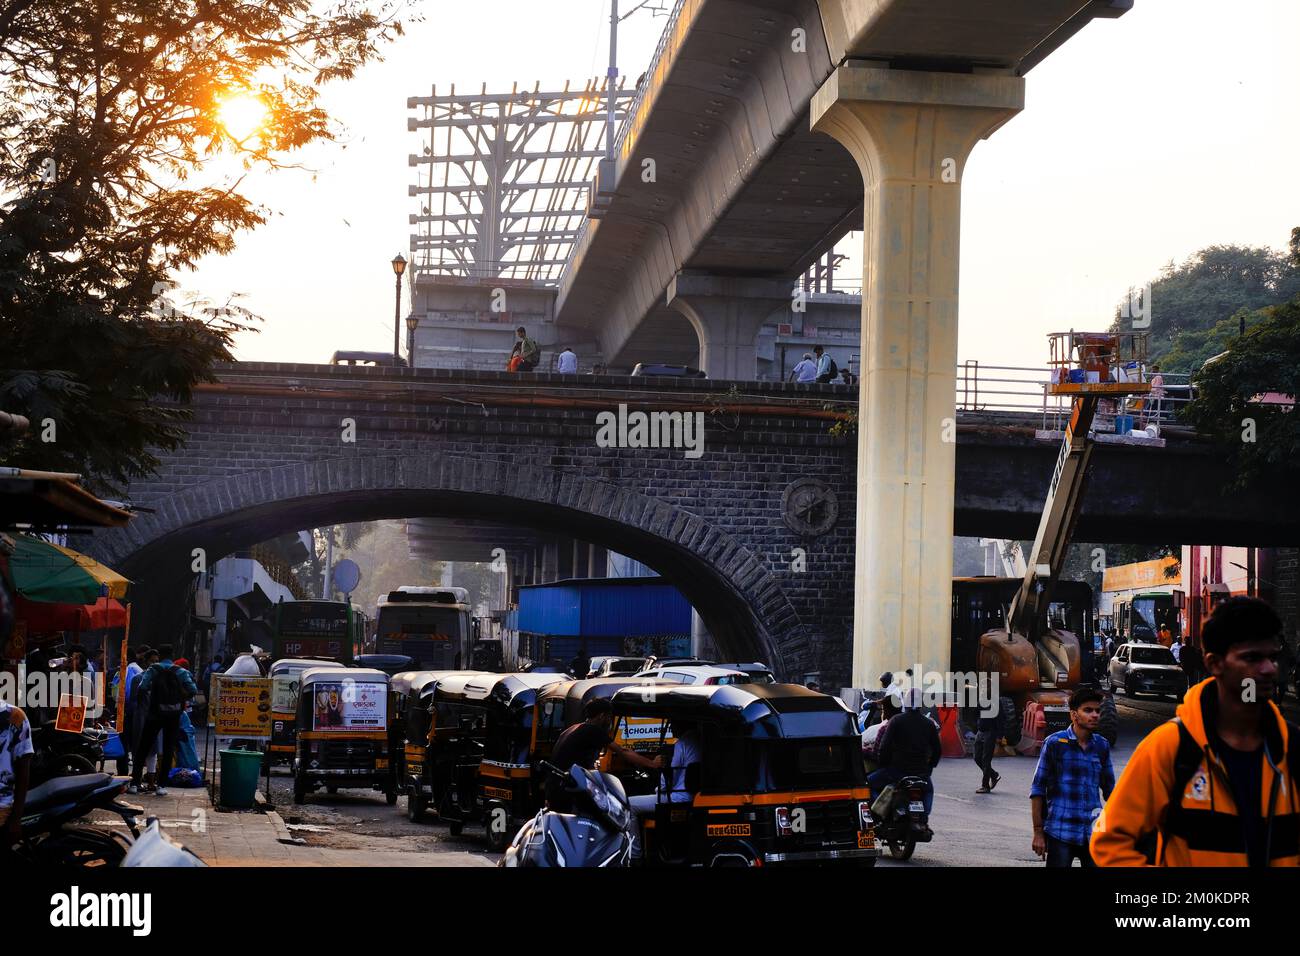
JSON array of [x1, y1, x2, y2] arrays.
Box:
[[85, 454, 804, 674]]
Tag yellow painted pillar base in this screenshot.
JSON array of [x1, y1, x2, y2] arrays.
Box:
[[811, 66, 1024, 688]]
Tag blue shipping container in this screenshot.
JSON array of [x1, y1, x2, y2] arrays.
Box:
[[518, 577, 691, 638]]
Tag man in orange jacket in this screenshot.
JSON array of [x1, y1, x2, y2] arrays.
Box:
[[1092, 596, 1299, 866]]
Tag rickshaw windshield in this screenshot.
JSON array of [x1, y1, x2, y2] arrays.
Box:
[[701, 726, 864, 794]]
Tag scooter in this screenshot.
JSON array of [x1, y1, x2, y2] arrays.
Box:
[[499, 761, 633, 868], [870, 775, 934, 862], [14, 771, 142, 866]]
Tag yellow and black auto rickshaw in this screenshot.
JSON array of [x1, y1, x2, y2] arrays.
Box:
[[608, 682, 879, 867], [424, 672, 566, 849], [268, 657, 339, 766], [391, 669, 484, 823], [293, 666, 396, 805]]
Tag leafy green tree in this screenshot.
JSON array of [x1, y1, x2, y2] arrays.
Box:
[[0, 1, 411, 490], [1183, 294, 1300, 487], [1112, 242, 1300, 371]]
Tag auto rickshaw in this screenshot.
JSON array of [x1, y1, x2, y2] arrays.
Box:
[[426, 671, 566, 849], [293, 666, 396, 805], [268, 657, 339, 766], [608, 682, 879, 867], [534, 677, 675, 796], [391, 669, 485, 822]]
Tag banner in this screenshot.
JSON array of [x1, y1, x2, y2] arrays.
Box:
[[309, 681, 386, 731], [214, 675, 273, 738]]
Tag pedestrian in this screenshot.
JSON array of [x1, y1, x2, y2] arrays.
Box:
[[1092, 596, 1300, 867], [1171, 636, 1183, 665], [1144, 363, 1165, 426], [112, 645, 147, 775], [789, 352, 817, 383], [1030, 687, 1116, 866], [508, 325, 540, 372], [862, 693, 900, 770], [806, 681, 821, 692], [556, 346, 578, 374], [201, 654, 223, 685], [974, 697, 1002, 794], [838, 367, 854, 385], [129, 643, 197, 797], [0, 699, 34, 856], [812, 345, 838, 384]]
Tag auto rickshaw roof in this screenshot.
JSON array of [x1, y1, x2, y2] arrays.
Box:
[[299, 666, 390, 687], [609, 682, 856, 736], [432, 671, 566, 706], [392, 669, 485, 697], [541, 677, 676, 723], [270, 657, 339, 675]]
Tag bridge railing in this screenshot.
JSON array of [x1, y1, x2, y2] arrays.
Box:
[[956, 362, 1194, 431]]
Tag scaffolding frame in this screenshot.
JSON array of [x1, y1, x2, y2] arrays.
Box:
[[407, 80, 636, 284]]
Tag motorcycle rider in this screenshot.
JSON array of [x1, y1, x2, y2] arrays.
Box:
[[545, 698, 661, 810], [867, 701, 941, 814]]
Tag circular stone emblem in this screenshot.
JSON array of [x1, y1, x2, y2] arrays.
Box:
[[781, 478, 838, 536]]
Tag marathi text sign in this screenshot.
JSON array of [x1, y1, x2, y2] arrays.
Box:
[[214, 675, 273, 738]]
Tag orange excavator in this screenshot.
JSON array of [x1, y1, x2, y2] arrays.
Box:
[[977, 331, 1150, 741]]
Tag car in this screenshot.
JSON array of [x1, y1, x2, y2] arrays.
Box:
[[636, 664, 756, 686], [714, 661, 777, 684], [1107, 642, 1188, 699], [630, 363, 707, 378], [635, 656, 715, 673], [584, 656, 648, 679]]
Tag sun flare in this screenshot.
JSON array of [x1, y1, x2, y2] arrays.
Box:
[[216, 93, 268, 143]]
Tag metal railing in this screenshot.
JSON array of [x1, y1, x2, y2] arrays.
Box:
[[955, 361, 1193, 432]]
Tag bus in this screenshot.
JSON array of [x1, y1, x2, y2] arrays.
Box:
[[374, 586, 473, 669], [1114, 591, 1181, 646], [269, 599, 367, 663]]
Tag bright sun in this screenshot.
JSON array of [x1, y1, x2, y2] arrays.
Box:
[[216, 93, 267, 143]]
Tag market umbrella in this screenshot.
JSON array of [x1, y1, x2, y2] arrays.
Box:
[[13, 594, 128, 630], [4, 535, 130, 604]]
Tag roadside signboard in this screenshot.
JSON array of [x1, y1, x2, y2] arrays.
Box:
[[214, 675, 273, 738]]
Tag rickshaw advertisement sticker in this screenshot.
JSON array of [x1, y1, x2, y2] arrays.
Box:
[[272, 675, 299, 712], [215, 676, 273, 738], [311, 681, 387, 731], [56, 694, 87, 733]]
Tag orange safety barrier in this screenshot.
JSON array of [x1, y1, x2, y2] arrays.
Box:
[[1015, 700, 1048, 757], [936, 706, 965, 758]]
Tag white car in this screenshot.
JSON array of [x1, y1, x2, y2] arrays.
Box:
[[636, 664, 755, 686]]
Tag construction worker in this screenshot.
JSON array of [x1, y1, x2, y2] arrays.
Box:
[[1092, 596, 1300, 866]]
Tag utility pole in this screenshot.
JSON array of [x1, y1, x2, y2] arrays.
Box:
[[607, 0, 619, 161]]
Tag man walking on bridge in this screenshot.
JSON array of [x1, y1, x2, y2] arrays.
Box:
[[509, 326, 539, 372]]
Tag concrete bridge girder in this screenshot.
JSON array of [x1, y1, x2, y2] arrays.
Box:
[[666, 273, 792, 379]]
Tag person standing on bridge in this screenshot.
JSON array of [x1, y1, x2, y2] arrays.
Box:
[[556, 346, 578, 374], [509, 326, 540, 373], [790, 352, 817, 383], [813, 345, 838, 384]]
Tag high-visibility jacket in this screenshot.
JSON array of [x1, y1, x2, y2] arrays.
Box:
[[1092, 678, 1299, 866]]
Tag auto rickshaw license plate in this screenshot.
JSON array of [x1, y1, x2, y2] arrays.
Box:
[[483, 785, 513, 801], [908, 801, 925, 812], [857, 831, 875, 849], [706, 823, 751, 837]]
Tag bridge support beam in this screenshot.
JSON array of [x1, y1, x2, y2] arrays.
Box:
[[667, 274, 791, 380], [812, 65, 1024, 687]]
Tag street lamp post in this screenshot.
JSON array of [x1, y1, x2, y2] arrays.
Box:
[[391, 253, 407, 364], [406, 312, 419, 367]]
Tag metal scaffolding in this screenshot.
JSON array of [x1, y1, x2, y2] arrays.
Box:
[[407, 80, 635, 283]]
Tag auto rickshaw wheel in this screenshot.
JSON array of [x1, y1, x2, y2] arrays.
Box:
[[293, 773, 307, 805], [888, 838, 916, 861], [407, 790, 426, 822], [448, 820, 464, 837], [385, 787, 398, 806]]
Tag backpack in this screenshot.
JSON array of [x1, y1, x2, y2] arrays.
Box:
[[824, 357, 838, 378], [520, 337, 539, 363], [1138, 716, 1300, 864], [150, 665, 186, 715]]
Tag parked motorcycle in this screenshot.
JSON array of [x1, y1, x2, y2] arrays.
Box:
[[499, 761, 633, 868], [30, 720, 107, 786], [870, 775, 934, 861], [14, 771, 141, 866]]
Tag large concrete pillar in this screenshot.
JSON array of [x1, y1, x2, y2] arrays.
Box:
[[588, 543, 607, 579], [811, 65, 1023, 687], [541, 538, 560, 584], [667, 274, 790, 380]]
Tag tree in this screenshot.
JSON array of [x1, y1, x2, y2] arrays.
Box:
[[1182, 294, 1300, 488], [1112, 242, 1300, 373], [0, 1, 411, 491]]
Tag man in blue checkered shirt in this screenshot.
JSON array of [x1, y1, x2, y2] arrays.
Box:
[[1030, 686, 1116, 866]]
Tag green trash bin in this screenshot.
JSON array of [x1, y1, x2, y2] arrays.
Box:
[[219, 748, 263, 809]]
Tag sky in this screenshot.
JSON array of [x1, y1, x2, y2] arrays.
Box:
[[187, 0, 1300, 373]]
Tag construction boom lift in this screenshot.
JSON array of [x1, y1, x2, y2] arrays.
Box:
[[977, 331, 1150, 737]]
